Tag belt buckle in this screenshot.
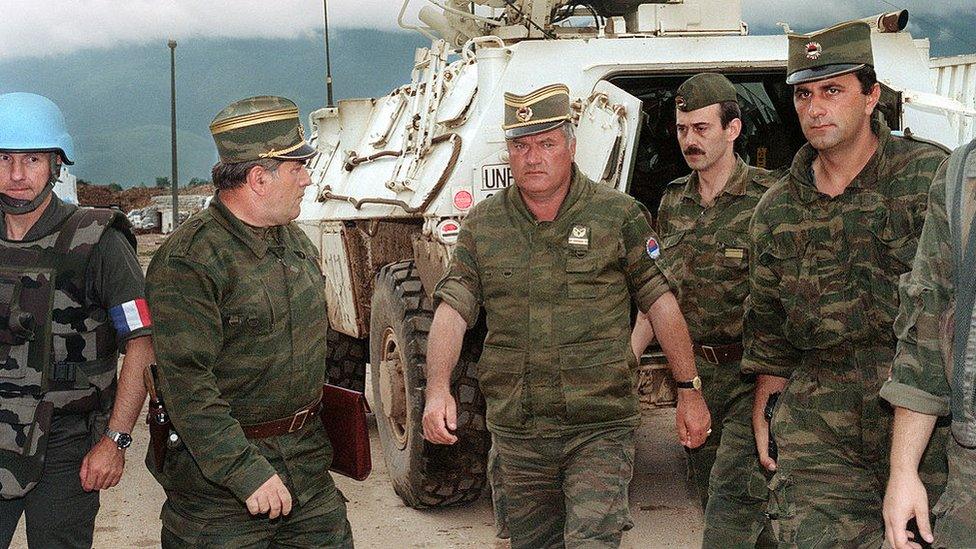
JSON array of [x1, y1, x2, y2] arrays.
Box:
[[289, 409, 310, 433], [701, 345, 720, 365]]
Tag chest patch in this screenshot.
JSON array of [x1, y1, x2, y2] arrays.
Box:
[[646, 236, 661, 260], [724, 247, 746, 260], [568, 224, 590, 250]]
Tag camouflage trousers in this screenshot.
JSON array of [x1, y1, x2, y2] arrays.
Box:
[[492, 426, 635, 549], [930, 438, 976, 548], [0, 413, 98, 549], [487, 442, 509, 539], [767, 365, 948, 548], [160, 484, 353, 548], [686, 360, 775, 549]]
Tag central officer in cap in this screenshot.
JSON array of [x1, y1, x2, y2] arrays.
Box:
[[633, 72, 777, 548], [146, 96, 353, 547], [423, 83, 710, 548], [742, 21, 949, 547]]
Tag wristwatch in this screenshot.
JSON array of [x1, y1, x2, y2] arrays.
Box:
[[105, 428, 133, 450], [676, 375, 702, 391]]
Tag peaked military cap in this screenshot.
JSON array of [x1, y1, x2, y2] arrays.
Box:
[[209, 95, 316, 163], [503, 83, 572, 139], [675, 73, 738, 112], [787, 21, 873, 85]]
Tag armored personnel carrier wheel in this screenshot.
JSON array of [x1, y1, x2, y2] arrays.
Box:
[[326, 326, 368, 393], [370, 260, 489, 508]]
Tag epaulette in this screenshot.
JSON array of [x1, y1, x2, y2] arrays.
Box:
[[896, 127, 952, 154], [753, 166, 788, 189], [166, 210, 213, 258]]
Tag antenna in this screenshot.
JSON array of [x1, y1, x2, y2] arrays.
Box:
[[323, 0, 335, 107]]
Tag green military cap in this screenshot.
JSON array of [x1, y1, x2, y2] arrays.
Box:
[[675, 73, 738, 112], [502, 83, 572, 139], [209, 95, 316, 163], [787, 21, 873, 85]]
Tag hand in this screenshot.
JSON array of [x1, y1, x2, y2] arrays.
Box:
[[883, 469, 933, 549], [752, 406, 776, 472], [422, 386, 458, 445], [79, 436, 125, 491], [676, 390, 710, 448], [245, 474, 292, 519]]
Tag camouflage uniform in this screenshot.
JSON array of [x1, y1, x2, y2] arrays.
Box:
[[880, 141, 976, 548], [0, 195, 148, 548], [146, 197, 352, 547], [657, 156, 775, 547], [434, 166, 670, 548], [742, 119, 949, 547]]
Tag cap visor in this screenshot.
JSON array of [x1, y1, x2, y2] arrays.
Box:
[[504, 120, 567, 140], [786, 63, 866, 85], [272, 142, 317, 160]]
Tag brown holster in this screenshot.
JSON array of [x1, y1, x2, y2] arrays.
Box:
[[144, 365, 172, 470]]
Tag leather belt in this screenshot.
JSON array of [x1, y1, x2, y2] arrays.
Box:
[[693, 342, 743, 365], [241, 395, 323, 439]]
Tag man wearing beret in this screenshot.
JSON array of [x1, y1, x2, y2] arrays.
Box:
[[146, 96, 353, 547], [742, 22, 949, 547], [632, 72, 777, 548], [422, 83, 710, 548]]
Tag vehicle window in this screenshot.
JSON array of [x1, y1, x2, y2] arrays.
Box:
[[605, 72, 900, 221]]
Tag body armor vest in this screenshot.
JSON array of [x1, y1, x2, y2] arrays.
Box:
[[0, 208, 133, 498]]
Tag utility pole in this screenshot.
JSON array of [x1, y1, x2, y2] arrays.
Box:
[[168, 39, 179, 229], [323, 0, 335, 107]]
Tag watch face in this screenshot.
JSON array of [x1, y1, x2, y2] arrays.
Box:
[[116, 433, 133, 449]]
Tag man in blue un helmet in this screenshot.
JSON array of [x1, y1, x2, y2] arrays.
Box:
[[0, 93, 156, 548]]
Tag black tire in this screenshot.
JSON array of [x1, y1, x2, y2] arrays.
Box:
[[369, 260, 489, 508], [326, 326, 368, 393]]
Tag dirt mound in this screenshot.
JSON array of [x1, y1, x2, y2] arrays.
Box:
[[78, 183, 215, 212]]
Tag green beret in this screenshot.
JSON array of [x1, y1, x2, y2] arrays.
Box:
[[787, 21, 873, 85], [209, 95, 316, 164], [675, 73, 738, 112], [502, 83, 572, 139]]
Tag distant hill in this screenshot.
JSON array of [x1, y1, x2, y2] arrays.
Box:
[[0, 29, 427, 186]]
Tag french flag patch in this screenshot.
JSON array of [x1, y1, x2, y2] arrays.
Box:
[[109, 299, 153, 336]]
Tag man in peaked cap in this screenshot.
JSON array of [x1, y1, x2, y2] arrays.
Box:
[[0, 92, 154, 549], [742, 21, 950, 547], [423, 83, 710, 548], [145, 96, 353, 547], [632, 72, 778, 548]]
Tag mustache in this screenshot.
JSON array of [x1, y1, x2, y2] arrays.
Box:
[[683, 147, 705, 156]]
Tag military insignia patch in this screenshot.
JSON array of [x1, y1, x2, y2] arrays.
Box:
[[724, 247, 745, 260], [646, 236, 660, 260], [568, 224, 590, 249], [805, 41, 822, 60], [675, 95, 686, 110], [516, 106, 533, 123]]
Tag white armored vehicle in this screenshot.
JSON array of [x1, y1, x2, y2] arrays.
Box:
[[296, 0, 976, 508]]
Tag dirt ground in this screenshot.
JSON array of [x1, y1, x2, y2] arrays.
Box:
[[9, 233, 704, 548], [11, 404, 702, 548]]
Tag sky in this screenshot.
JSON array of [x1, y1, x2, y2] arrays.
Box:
[[1, 0, 974, 61]]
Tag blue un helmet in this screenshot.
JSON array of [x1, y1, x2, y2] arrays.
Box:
[[0, 92, 75, 214]]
